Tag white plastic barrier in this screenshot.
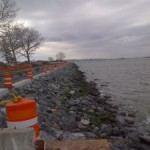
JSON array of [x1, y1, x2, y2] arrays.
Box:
[[0, 128, 34, 150]]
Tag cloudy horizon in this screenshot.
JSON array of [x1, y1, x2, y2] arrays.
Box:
[[15, 0, 150, 60]]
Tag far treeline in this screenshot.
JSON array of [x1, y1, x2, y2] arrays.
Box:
[[0, 0, 44, 65]]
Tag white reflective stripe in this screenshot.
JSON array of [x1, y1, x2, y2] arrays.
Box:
[[7, 117, 38, 128], [4, 82, 12, 84], [4, 78, 12, 80]]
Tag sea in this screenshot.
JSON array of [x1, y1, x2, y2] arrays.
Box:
[[74, 58, 150, 123]]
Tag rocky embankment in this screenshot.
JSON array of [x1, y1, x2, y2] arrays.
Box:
[[0, 63, 150, 150]]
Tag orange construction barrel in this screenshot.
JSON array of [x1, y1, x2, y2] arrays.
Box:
[[4, 72, 13, 88], [49, 65, 54, 71], [6, 98, 39, 139], [27, 68, 33, 79], [43, 66, 47, 73], [57, 63, 62, 68]]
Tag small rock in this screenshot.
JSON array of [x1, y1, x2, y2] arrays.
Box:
[[96, 107, 104, 113], [139, 135, 150, 144], [128, 112, 136, 118], [51, 83, 59, 89], [94, 126, 99, 134], [84, 132, 96, 139], [99, 124, 112, 136], [88, 109, 94, 113], [55, 131, 63, 140], [39, 89, 44, 93], [0, 107, 6, 114], [40, 131, 56, 141], [120, 112, 126, 116], [63, 132, 86, 140], [125, 117, 135, 125], [70, 107, 77, 111], [81, 119, 90, 126], [70, 90, 75, 95], [67, 99, 80, 106], [99, 133, 107, 138], [47, 108, 57, 113], [112, 127, 121, 136], [77, 122, 87, 130], [69, 111, 75, 114]]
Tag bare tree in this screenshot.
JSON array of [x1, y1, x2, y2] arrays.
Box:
[[0, 0, 18, 64], [48, 56, 54, 62], [0, 24, 23, 64], [8, 24, 22, 63], [0, 0, 18, 29], [19, 27, 43, 63], [56, 52, 65, 61], [0, 37, 14, 65]]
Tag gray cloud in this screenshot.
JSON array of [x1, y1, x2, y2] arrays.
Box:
[[15, 0, 150, 59]]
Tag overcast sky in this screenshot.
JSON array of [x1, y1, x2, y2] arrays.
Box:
[[15, 0, 150, 60]]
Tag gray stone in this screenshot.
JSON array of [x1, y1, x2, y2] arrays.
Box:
[[125, 117, 135, 125], [84, 132, 96, 139], [99, 133, 107, 138], [77, 122, 87, 130], [70, 107, 77, 111], [40, 131, 56, 141], [94, 126, 99, 134], [96, 107, 104, 113], [67, 99, 80, 106], [59, 116, 77, 131], [81, 119, 90, 126], [139, 135, 150, 144], [51, 83, 59, 90], [99, 124, 112, 136], [109, 108, 117, 113], [88, 109, 94, 113], [47, 108, 58, 113], [69, 90, 75, 95], [63, 132, 86, 140], [81, 107, 86, 111], [0, 107, 6, 114], [55, 131, 63, 140], [120, 112, 126, 116], [0, 111, 6, 128], [112, 127, 121, 136], [69, 111, 75, 114], [128, 112, 136, 118]]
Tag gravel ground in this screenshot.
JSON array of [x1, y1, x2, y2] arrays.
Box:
[[0, 63, 150, 150]]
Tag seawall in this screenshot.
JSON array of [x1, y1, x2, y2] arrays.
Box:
[[0, 63, 149, 149]]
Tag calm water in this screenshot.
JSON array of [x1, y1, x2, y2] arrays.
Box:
[[75, 58, 150, 122]]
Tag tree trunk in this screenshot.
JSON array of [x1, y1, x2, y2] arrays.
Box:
[[5, 55, 11, 66], [26, 51, 30, 63], [12, 50, 17, 64]]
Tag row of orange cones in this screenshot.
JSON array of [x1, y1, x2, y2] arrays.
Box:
[[3, 62, 68, 89]]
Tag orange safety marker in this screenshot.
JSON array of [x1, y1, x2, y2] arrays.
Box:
[[27, 68, 33, 79], [4, 72, 13, 88], [58, 63, 63, 68], [49, 65, 54, 71], [43, 66, 47, 73], [6, 98, 40, 139], [56, 63, 60, 68]]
